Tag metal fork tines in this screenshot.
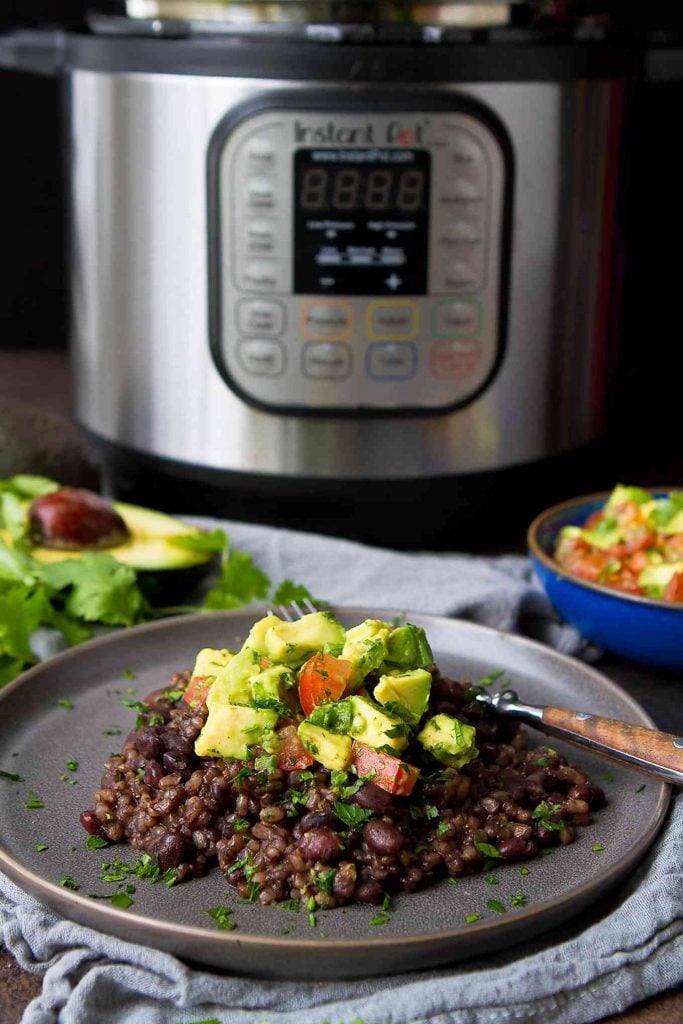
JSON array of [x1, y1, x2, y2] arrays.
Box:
[[267, 597, 318, 621]]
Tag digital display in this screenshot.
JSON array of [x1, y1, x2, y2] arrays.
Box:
[[294, 147, 431, 296]]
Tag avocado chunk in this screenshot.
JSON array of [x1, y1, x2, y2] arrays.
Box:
[[344, 694, 409, 754], [605, 484, 652, 508], [195, 704, 278, 760], [297, 721, 352, 771], [384, 624, 433, 670], [417, 713, 478, 768], [191, 647, 234, 683], [262, 611, 346, 666], [244, 614, 284, 654], [341, 619, 391, 687], [208, 645, 261, 707], [373, 668, 432, 727], [638, 561, 683, 598], [249, 664, 296, 712]]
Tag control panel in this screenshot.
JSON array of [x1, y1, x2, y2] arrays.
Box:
[[209, 101, 510, 414]]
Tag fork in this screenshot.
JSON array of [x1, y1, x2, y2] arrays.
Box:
[[472, 687, 683, 788], [265, 600, 683, 787], [267, 597, 320, 620]]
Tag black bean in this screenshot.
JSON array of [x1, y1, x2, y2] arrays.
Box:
[[298, 828, 343, 862], [299, 811, 338, 832], [162, 752, 188, 774], [153, 830, 190, 871], [363, 819, 406, 856], [134, 728, 165, 761], [353, 783, 395, 815], [498, 835, 528, 860], [79, 809, 103, 837], [143, 761, 164, 789], [355, 879, 385, 904]]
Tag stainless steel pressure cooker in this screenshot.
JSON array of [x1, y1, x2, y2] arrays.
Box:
[[3, 2, 679, 547]]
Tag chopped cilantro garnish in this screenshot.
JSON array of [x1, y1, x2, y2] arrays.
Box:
[[510, 893, 528, 907], [370, 913, 390, 926], [475, 670, 505, 688], [483, 875, 498, 886], [254, 754, 278, 775], [0, 769, 22, 781], [232, 817, 250, 833], [333, 802, 374, 828], [65, 759, 78, 772], [133, 853, 161, 881], [122, 668, 137, 680], [315, 868, 337, 896], [591, 843, 605, 853], [464, 913, 482, 924], [280, 899, 300, 913], [486, 899, 507, 914], [207, 905, 236, 931], [100, 858, 130, 883], [163, 869, 178, 888], [85, 835, 110, 851], [35, 843, 48, 852], [110, 892, 134, 910], [473, 839, 501, 860], [635, 783, 646, 793], [382, 893, 393, 912], [437, 821, 450, 835], [59, 875, 80, 890], [24, 790, 44, 809], [57, 698, 74, 710], [520, 866, 530, 877], [246, 880, 262, 902]]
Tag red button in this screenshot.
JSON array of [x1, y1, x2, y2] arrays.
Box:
[[430, 338, 481, 380]]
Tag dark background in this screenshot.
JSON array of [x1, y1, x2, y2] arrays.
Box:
[[1, 1, 683, 473]]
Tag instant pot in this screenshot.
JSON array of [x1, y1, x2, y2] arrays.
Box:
[[2, 2, 682, 548]]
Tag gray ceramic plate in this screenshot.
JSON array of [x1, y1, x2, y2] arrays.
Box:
[[0, 607, 670, 979]]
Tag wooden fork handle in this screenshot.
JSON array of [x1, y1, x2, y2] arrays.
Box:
[[541, 706, 683, 786]]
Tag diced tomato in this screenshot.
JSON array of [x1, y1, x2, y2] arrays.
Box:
[[623, 550, 650, 574], [183, 675, 212, 708], [298, 653, 353, 716], [664, 571, 683, 603], [276, 724, 315, 771], [351, 741, 420, 797]]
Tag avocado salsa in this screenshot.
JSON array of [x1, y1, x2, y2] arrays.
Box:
[[553, 485, 683, 602], [81, 612, 607, 910]]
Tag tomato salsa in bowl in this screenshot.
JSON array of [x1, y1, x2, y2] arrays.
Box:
[[527, 486, 683, 671]]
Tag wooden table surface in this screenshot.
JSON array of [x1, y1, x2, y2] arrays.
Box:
[[0, 347, 681, 1023]]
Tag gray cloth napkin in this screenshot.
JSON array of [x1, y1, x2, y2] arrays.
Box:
[[2, 517, 681, 1024]]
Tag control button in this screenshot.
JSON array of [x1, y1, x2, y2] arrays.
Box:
[[450, 136, 485, 169], [430, 338, 481, 381], [437, 220, 482, 246], [438, 179, 484, 206], [442, 260, 480, 293], [367, 300, 418, 341], [434, 300, 480, 338], [237, 339, 286, 377], [238, 261, 285, 293], [245, 177, 277, 211], [236, 299, 285, 338], [301, 300, 353, 341], [367, 342, 417, 381], [303, 342, 351, 380], [244, 136, 276, 168], [243, 219, 280, 257]]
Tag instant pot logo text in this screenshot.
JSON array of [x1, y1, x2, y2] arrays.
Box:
[[294, 119, 427, 146]]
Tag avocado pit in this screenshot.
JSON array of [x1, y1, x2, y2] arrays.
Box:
[[28, 486, 131, 550]]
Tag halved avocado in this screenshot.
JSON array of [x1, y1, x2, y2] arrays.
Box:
[[3, 501, 218, 605]]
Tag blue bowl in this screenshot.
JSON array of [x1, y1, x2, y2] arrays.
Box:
[[527, 490, 683, 671]]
